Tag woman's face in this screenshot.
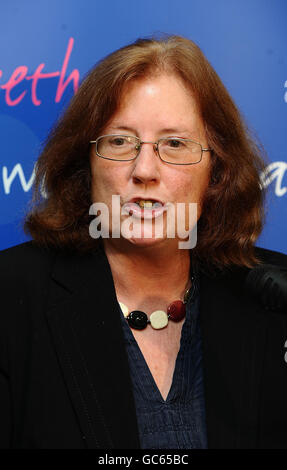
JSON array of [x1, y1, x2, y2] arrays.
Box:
[[90, 74, 211, 249]]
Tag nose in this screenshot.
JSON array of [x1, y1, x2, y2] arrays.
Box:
[[131, 141, 161, 184]]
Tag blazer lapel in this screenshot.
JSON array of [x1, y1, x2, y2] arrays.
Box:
[[45, 245, 140, 449], [199, 267, 268, 449]]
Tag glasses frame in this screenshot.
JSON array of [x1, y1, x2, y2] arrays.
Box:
[[90, 134, 211, 165]]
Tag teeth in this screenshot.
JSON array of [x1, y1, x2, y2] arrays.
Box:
[[137, 200, 162, 209], [139, 200, 153, 208]]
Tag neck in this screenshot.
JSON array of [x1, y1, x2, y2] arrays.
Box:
[[103, 238, 191, 303]]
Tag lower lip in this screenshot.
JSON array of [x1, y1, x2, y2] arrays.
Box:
[[122, 202, 167, 219]]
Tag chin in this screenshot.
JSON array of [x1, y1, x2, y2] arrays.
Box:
[[125, 235, 167, 248]]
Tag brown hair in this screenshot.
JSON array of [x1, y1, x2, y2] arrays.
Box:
[[24, 35, 266, 270]]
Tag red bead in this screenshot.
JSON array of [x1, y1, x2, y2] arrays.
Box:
[[167, 300, 186, 322]]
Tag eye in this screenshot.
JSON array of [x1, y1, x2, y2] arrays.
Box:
[[166, 138, 185, 148], [110, 137, 126, 146]]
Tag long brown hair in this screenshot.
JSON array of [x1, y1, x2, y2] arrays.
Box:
[[24, 35, 266, 270]]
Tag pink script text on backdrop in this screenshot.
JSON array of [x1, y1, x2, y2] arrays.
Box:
[[0, 38, 79, 106]]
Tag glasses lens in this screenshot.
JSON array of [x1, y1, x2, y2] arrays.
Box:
[[97, 135, 139, 160], [158, 138, 202, 164]]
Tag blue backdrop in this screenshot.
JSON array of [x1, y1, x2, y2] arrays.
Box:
[[1, 0, 286, 253]]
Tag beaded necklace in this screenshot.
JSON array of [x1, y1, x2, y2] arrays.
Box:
[[119, 276, 195, 330]]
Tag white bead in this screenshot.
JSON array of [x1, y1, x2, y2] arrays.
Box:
[[150, 310, 168, 329], [119, 302, 129, 318]]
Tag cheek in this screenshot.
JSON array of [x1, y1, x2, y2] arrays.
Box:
[[91, 156, 109, 180], [91, 158, 115, 191], [180, 169, 210, 202], [182, 170, 209, 229], [191, 161, 211, 197]]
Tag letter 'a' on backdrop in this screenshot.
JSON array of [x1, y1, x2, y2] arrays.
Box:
[[0, 0, 286, 254]]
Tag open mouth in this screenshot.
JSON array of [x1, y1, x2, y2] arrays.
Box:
[[128, 197, 164, 208], [133, 199, 163, 209], [123, 198, 166, 218]]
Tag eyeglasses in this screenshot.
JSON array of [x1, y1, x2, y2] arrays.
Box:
[[90, 134, 211, 165]]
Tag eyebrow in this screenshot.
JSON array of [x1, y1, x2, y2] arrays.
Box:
[[107, 125, 192, 135], [108, 125, 137, 134]]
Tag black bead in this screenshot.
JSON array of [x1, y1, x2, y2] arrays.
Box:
[[127, 310, 148, 330]]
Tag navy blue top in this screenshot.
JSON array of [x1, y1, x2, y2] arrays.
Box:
[[119, 280, 208, 449]]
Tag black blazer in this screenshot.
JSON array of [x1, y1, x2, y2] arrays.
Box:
[[0, 241, 287, 449]]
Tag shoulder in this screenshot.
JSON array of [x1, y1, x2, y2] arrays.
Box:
[[199, 245, 287, 313], [0, 240, 55, 263], [0, 241, 57, 322], [0, 242, 59, 371], [200, 246, 287, 285], [254, 246, 287, 268], [0, 240, 107, 300], [0, 241, 57, 285], [0, 241, 60, 335]]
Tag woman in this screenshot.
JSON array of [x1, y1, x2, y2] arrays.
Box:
[[1, 36, 286, 449]]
